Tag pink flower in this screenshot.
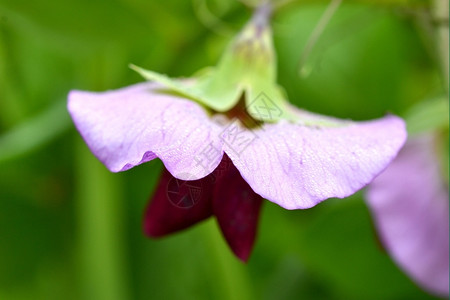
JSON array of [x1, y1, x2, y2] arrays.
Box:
[[67, 4, 406, 260], [68, 82, 406, 260], [366, 134, 449, 296]]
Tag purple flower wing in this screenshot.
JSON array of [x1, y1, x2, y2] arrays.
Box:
[[225, 110, 407, 209], [144, 168, 214, 237], [366, 135, 449, 296], [212, 155, 263, 262], [68, 83, 224, 179]]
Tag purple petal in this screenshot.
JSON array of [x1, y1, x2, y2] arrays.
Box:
[[366, 135, 449, 296], [144, 168, 214, 237], [68, 83, 224, 179], [212, 154, 263, 262], [225, 112, 407, 209]]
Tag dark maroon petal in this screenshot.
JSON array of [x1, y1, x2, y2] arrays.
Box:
[[143, 168, 214, 237], [212, 155, 263, 262]]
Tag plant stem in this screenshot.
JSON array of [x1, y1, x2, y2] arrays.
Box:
[[298, 0, 342, 77], [252, 1, 273, 28], [75, 140, 131, 300], [432, 0, 449, 94]]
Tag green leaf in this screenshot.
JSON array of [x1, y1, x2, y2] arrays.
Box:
[[0, 100, 70, 164], [405, 97, 449, 135]]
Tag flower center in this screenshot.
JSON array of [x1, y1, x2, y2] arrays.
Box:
[[222, 93, 262, 129]]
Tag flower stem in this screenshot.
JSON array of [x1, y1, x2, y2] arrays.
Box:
[[252, 1, 273, 29], [298, 0, 342, 77], [432, 0, 449, 94], [75, 140, 131, 300]]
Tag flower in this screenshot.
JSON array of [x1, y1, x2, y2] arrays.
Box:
[[366, 133, 449, 296], [67, 4, 407, 260], [68, 81, 406, 260]]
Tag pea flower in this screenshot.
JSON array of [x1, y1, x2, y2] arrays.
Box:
[[366, 132, 449, 296], [68, 4, 406, 261]]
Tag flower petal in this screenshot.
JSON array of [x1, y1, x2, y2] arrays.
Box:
[[212, 155, 263, 262], [68, 83, 224, 179], [224, 112, 407, 209], [366, 135, 449, 296], [144, 168, 214, 237]]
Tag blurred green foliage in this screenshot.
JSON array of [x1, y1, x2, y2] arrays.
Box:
[[0, 0, 445, 299]]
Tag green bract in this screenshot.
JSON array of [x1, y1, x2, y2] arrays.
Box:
[[131, 18, 294, 122]]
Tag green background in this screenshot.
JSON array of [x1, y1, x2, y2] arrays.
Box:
[[0, 0, 445, 299]]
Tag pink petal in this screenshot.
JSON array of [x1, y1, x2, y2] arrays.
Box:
[[225, 112, 407, 209], [366, 135, 449, 296], [68, 83, 224, 179], [212, 154, 263, 262], [143, 168, 214, 237]]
